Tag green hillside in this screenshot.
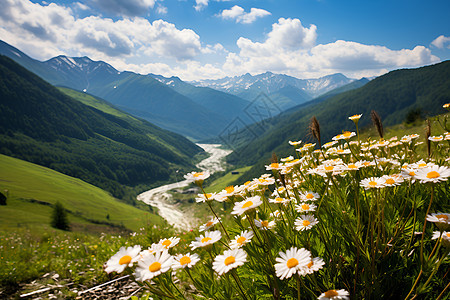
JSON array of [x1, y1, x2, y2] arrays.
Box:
[[0, 55, 203, 202], [0, 154, 163, 232], [228, 60, 450, 181]]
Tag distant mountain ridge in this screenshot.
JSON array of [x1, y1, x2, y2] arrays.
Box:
[[190, 71, 355, 104], [227, 60, 450, 182], [0, 55, 203, 201], [0, 40, 358, 138]]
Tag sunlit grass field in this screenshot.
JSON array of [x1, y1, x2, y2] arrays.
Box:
[[0, 154, 163, 232]]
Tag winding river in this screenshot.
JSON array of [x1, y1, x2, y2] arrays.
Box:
[[136, 144, 232, 229]]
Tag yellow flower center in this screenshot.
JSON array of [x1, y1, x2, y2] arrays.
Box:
[[237, 236, 246, 245], [369, 181, 378, 187], [193, 172, 203, 178], [286, 258, 299, 268], [337, 149, 344, 153], [276, 197, 284, 202], [324, 290, 339, 297], [201, 237, 212, 243], [205, 193, 212, 199], [418, 163, 427, 168], [363, 162, 370, 166], [225, 186, 234, 193], [446, 233, 450, 238], [149, 262, 161, 272], [224, 256, 235, 266], [180, 256, 191, 266], [325, 166, 334, 171], [242, 201, 253, 208], [119, 255, 132, 265], [343, 131, 352, 138], [205, 221, 214, 227], [409, 171, 416, 176], [427, 171, 440, 179], [385, 178, 395, 185], [259, 178, 268, 183], [436, 214, 448, 220], [244, 181, 251, 185], [306, 193, 314, 199], [303, 220, 311, 227], [348, 164, 357, 169], [301, 204, 310, 210], [270, 163, 279, 169], [261, 220, 270, 227], [307, 261, 314, 268]]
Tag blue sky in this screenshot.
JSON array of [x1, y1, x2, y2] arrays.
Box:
[[1, 0, 449, 80]]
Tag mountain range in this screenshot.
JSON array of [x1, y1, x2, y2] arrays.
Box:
[[0, 55, 203, 202], [190, 72, 355, 108], [0, 40, 357, 140], [226, 60, 450, 182]]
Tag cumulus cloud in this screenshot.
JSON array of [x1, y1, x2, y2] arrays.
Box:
[[195, 0, 232, 11], [88, 0, 156, 17], [220, 5, 271, 24], [223, 17, 440, 78], [0, 0, 205, 62], [431, 35, 450, 49]]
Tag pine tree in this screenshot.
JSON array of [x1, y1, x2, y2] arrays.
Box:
[[51, 201, 70, 231]]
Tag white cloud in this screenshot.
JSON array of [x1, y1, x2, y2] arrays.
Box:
[[75, 2, 90, 11], [220, 5, 271, 24], [431, 35, 450, 49], [88, 0, 156, 16], [0, 0, 205, 62], [156, 4, 168, 15], [223, 18, 440, 79], [194, 0, 209, 11], [195, 0, 232, 11]]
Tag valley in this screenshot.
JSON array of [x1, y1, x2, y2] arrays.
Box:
[[137, 144, 232, 229]]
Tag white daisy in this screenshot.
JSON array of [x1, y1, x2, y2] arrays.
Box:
[[299, 257, 325, 275], [254, 219, 276, 230], [196, 192, 216, 203], [289, 140, 302, 146], [426, 213, 450, 230], [190, 230, 222, 250], [274, 247, 311, 280], [322, 141, 338, 149], [318, 289, 350, 300], [281, 156, 294, 162], [266, 162, 282, 170], [229, 230, 254, 249], [134, 249, 173, 281], [199, 217, 220, 232], [299, 191, 320, 202], [428, 135, 444, 142], [360, 177, 385, 190], [158, 237, 180, 249], [295, 215, 319, 231], [184, 171, 210, 184], [212, 248, 247, 275], [414, 165, 450, 183], [348, 114, 362, 121], [295, 202, 317, 213], [105, 245, 141, 274], [231, 196, 263, 215], [269, 196, 290, 205], [172, 253, 200, 270], [381, 174, 404, 187]]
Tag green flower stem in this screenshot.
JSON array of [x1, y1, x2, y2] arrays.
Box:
[[419, 249, 450, 294], [420, 184, 434, 266], [296, 273, 301, 300], [436, 280, 450, 300], [231, 270, 249, 300], [201, 186, 231, 242]]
